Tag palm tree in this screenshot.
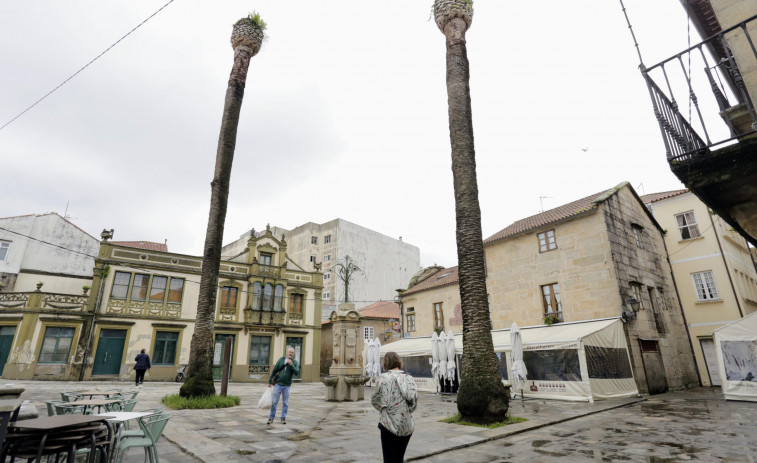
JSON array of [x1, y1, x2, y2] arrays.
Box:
[[433, 0, 509, 423], [180, 13, 266, 398]]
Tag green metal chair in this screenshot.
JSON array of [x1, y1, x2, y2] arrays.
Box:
[[116, 413, 171, 463], [45, 399, 67, 416], [54, 403, 87, 415], [60, 391, 83, 402]]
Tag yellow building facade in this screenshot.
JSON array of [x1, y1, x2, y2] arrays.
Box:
[[0, 226, 323, 383], [644, 190, 757, 386]]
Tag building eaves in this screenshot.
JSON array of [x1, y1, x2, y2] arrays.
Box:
[[402, 266, 459, 296], [640, 189, 689, 204]]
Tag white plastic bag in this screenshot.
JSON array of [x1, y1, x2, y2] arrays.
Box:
[[258, 387, 272, 409]]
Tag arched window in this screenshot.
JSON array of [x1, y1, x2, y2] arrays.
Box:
[[252, 282, 262, 310], [263, 283, 273, 311], [273, 285, 284, 312]]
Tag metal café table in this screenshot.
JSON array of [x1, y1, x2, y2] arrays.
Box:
[[75, 390, 119, 400], [72, 398, 123, 414], [1, 414, 112, 463]]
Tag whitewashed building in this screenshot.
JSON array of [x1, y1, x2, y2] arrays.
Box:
[[0, 213, 99, 294], [223, 219, 421, 318]]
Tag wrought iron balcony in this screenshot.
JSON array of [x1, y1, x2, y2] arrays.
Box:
[[641, 13, 757, 246], [642, 14, 757, 162]]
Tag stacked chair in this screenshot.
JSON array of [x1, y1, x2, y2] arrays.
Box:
[[0, 419, 112, 463]]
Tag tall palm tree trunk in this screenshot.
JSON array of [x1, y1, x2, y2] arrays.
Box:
[[180, 15, 265, 398], [434, 0, 509, 423]]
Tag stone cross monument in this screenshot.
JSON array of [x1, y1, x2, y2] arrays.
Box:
[[321, 303, 369, 401]]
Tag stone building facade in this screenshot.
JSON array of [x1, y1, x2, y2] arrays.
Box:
[[400, 182, 700, 395], [320, 300, 401, 374]]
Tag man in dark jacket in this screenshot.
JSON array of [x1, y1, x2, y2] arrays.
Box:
[[134, 348, 151, 387], [267, 347, 300, 425]]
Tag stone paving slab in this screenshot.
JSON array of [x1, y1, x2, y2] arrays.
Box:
[[7, 379, 646, 462]]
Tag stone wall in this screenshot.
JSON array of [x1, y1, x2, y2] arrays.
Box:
[[601, 186, 699, 392]]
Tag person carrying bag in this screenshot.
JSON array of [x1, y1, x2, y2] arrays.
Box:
[[266, 347, 299, 425], [371, 351, 418, 463]]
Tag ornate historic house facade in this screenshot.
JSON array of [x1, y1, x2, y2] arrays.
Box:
[[0, 225, 323, 383]]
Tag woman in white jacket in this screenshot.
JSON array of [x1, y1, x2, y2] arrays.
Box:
[[371, 351, 418, 463]]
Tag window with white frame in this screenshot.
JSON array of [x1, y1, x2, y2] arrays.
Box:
[[675, 211, 701, 240], [537, 230, 557, 253], [0, 241, 10, 261], [692, 271, 719, 301], [322, 291, 330, 299], [311, 236, 318, 245], [324, 272, 331, 280], [324, 235, 331, 244], [364, 326, 374, 340], [324, 254, 331, 262], [310, 255, 317, 263]]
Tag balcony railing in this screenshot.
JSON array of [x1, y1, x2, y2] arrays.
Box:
[[642, 14, 757, 162], [0, 291, 88, 312], [243, 309, 304, 326]]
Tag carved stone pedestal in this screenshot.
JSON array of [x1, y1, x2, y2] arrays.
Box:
[[321, 303, 369, 401]]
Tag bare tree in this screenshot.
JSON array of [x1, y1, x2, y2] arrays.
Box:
[[433, 0, 509, 423], [180, 13, 266, 398]]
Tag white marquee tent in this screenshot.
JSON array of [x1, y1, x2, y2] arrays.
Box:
[[380, 317, 638, 402], [713, 311, 757, 402]]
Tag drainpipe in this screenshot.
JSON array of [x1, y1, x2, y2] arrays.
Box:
[[708, 212, 744, 318], [661, 234, 702, 387], [79, 269, 105, 381]]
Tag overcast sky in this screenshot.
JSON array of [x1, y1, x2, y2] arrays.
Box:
[[1, 1, 706, 268]]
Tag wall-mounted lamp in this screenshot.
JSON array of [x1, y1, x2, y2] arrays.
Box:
[[621, 297, 641, 322]]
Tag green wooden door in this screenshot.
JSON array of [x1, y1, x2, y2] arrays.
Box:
[[213, 334, 235, 380], [92, 329, 126, 375], [0, 326, 16, 375]]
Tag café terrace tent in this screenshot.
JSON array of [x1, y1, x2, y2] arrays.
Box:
[[713, 311, 757, 402], [380, 317, 638, 402]]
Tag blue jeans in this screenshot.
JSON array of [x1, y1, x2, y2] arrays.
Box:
[[269, 384, 290, 420]]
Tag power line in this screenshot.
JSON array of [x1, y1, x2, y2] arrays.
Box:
[[0, 0, 177, 132]]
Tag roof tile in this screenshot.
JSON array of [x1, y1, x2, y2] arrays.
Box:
[[110, 241, 168, 252], [402, 266, 459, 296]]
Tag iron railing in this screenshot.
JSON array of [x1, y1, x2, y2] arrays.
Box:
[[642, 14, 757, 162]]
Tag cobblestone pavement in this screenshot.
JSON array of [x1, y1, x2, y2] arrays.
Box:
[[7, 380, 755, 462], [416, 388, 757, 462]]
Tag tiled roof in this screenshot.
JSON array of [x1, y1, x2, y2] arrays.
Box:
[[640, 189, 689, 204], [483, 185, 623, 245], [402, 266, 459, 296], [357, 301, 400, 319], [110, 241, 168, 252]]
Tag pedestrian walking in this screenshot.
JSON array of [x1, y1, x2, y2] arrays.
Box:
[[134, 348, 151, 387], [371, 351, 418, 463], [267, 346, 300, 425]]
